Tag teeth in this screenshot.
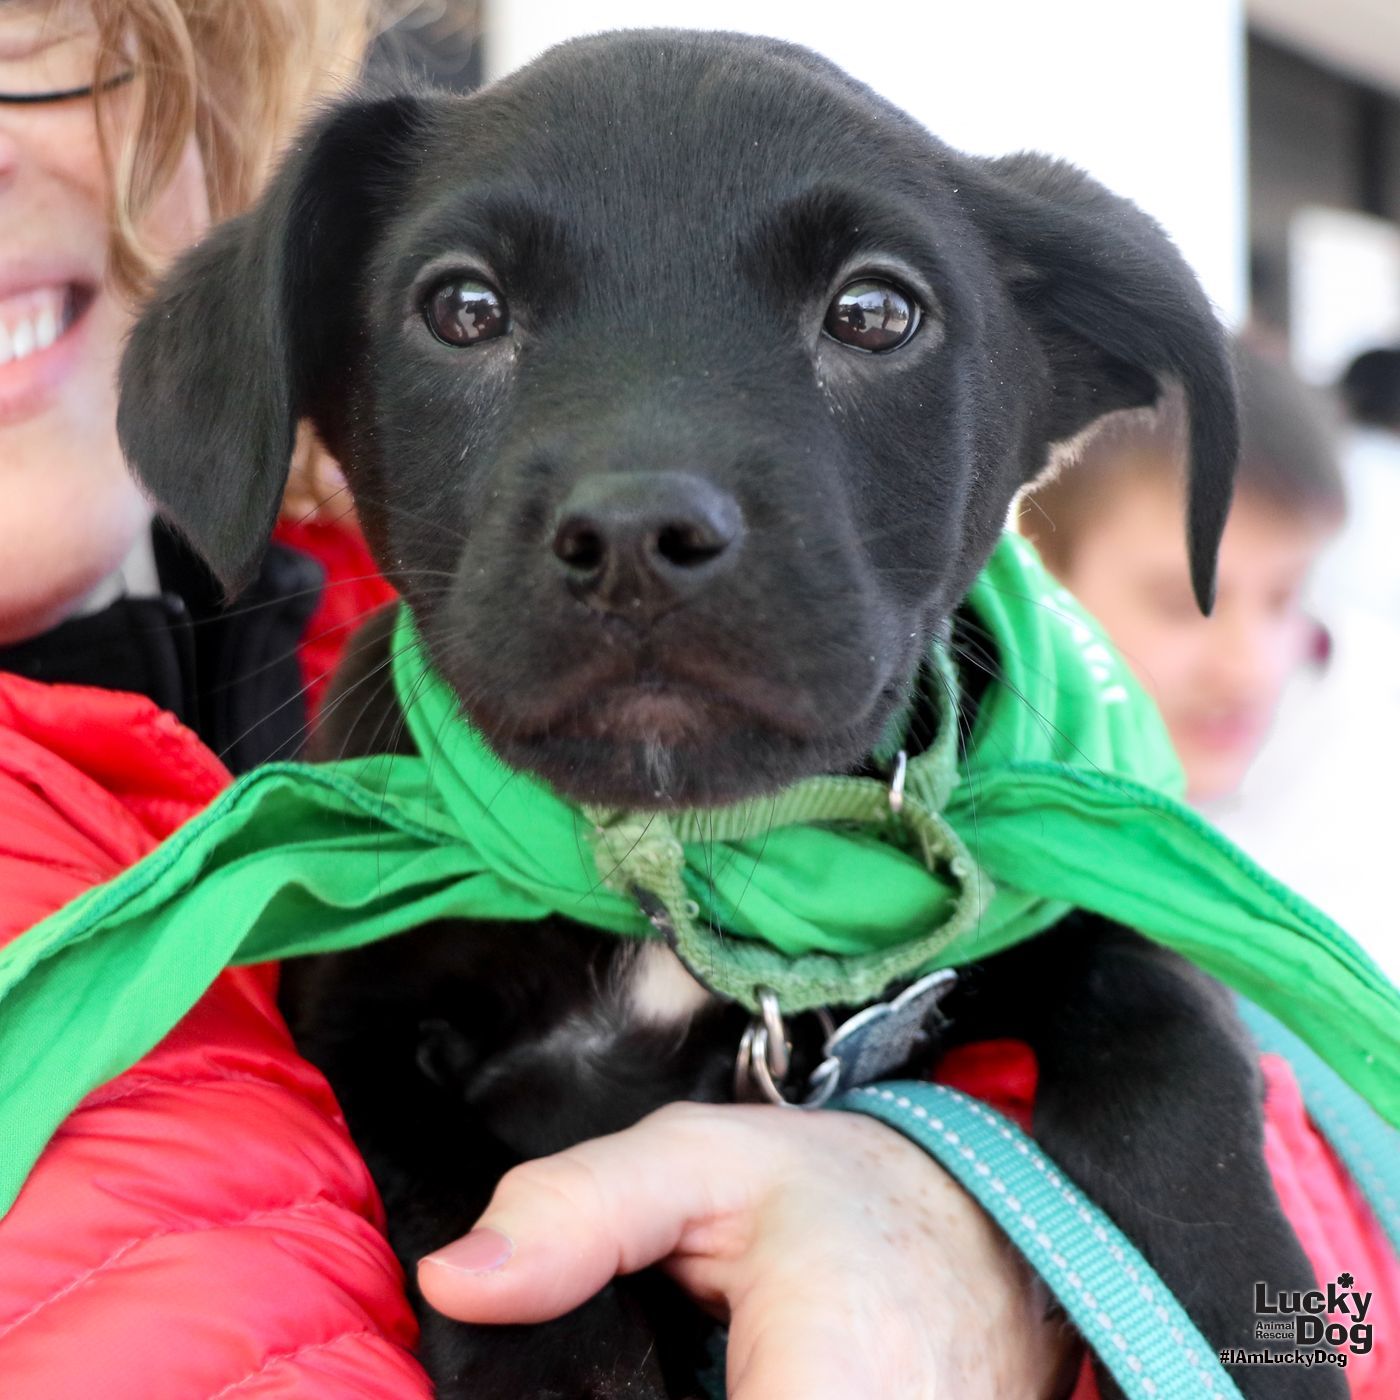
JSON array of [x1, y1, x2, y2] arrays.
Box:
[[0, 286, 73, 367], [34, 305, 57, 351]]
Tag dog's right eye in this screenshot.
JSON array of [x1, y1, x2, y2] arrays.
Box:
[[823, 279, 920, 353], [424, 279, 509, 347]]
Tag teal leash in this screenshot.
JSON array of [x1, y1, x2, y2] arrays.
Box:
[[700, 1035, 1394, 1399], [835, 1081, 1246, 1400]]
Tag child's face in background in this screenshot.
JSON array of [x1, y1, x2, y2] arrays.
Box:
[[1057, 471, 1333, 802]]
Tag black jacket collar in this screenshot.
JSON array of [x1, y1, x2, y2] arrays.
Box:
[[0, 525, 323, 774]]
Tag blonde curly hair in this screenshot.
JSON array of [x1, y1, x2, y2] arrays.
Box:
[[41, 0, 400, 508], [80, 0, 382, 295]]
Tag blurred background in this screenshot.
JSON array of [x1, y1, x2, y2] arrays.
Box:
[[379, 1, 1400, 970]]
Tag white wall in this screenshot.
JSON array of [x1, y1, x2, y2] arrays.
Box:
[[1250, 0, 1400, 99], [484, 0, 1247, 324], [1289, 208, 1400, 383]]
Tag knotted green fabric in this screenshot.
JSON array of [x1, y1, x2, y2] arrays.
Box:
[[1, 534, 1397, 1216]]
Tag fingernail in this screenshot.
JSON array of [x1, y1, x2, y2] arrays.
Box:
[[422, 1227, 514, 1274]]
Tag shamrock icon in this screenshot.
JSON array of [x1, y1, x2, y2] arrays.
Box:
[[1337, 1272, 1355, 1289]]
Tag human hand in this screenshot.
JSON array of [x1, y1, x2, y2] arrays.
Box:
[[419, 1102, 1080, 1400]]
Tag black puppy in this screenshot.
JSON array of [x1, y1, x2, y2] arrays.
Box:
[[118, 31, 1340, 1400]]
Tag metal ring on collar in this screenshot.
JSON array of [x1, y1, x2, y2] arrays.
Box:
[[734, 987, 838, 1107]]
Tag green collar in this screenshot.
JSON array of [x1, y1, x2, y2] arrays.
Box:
[[1, 534, 1395, 1219]]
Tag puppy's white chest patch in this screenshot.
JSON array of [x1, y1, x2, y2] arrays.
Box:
[[624, 943, 713, 1026], [479, 944, 713, 1092]]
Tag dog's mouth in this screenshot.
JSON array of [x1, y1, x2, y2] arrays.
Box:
[[459, 657, 885, 808], [523, 667, 823, 746], [548, 682, 737, 747]]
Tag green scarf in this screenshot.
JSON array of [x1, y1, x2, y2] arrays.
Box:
[[2, 534, 1396, 1217]]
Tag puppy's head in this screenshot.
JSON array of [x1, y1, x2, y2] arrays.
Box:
[[119, 31, 1236, 807]]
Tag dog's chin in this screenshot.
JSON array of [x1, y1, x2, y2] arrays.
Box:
[[482, 686, 878, 809], [494, 731, 842, 809]]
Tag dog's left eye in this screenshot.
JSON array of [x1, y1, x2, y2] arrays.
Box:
[[424, 279, 509, 347], [823, 279, 920, 353]]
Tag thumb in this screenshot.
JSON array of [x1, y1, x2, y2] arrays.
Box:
[[417, 1104, 753, 1325]]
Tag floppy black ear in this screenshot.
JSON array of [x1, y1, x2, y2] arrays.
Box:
[[961, 153, 1238, 613], [117, 93, 428, 596]]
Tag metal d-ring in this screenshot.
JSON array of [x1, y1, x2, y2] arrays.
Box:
[[733, 987, 836, 1107], [755, 986, 789, 1080], [734, 986, 788, 1104]]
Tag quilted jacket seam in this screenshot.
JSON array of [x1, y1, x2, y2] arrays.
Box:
[[0, 1193, 350, 1341], [74, 1068, 319, 1114], [203, 1328, 386, 1400]]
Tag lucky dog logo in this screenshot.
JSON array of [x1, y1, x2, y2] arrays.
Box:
[[1219, 1272, 1374, 1370]]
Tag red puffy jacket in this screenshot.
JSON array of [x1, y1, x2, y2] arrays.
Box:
[[0, 672, 431, 1398], [1, 684, 1395, 1396]]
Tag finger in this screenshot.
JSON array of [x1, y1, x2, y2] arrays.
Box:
[[417, 1104, 761, 1326]]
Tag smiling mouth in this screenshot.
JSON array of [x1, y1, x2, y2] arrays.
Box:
[[0, 281, 100, 425], [0, 284, 91, 367]]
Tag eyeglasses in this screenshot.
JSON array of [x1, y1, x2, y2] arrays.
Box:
[[0, 10, 132, 106], [0, 70, 131, 104]]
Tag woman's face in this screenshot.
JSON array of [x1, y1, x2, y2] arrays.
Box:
[[0, 1, 209, 644], [1058, 470, 1332, 802]]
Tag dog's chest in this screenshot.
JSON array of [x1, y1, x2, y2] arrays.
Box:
[[624, 943, 714, 1024]]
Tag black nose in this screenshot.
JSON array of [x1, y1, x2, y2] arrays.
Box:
[[552, 471, 744, 622]]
